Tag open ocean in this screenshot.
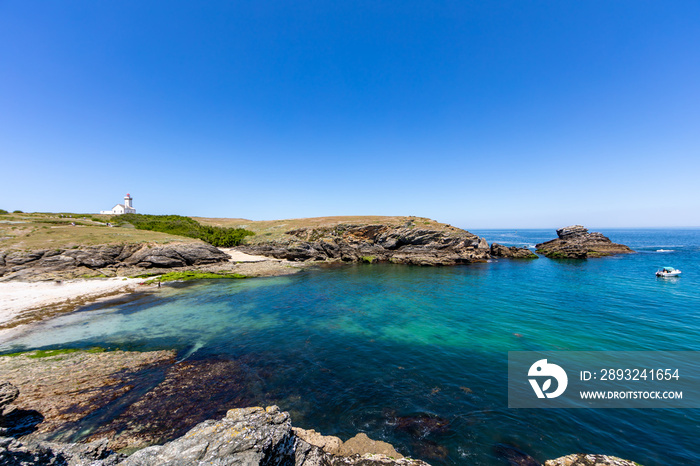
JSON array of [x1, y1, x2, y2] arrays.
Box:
[[2, 229, 699, 465]]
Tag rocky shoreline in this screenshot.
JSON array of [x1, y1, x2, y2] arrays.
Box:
[[0, 377, 643, 466]]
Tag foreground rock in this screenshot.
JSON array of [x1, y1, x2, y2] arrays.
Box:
[[0, 243, 229, 281], [535, 226, 633, 259], [121, 406, 427, 466], [238, 221, 490, 265], [545, 453, 643, 466], [490, 243, 538, 259], [1, 404, 428, 466]]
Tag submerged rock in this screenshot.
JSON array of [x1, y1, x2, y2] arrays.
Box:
[[535, 226, 633, 259], [238, 223, 490, 265], [493, 443, 541, 465], [490, 243, 538, 259]]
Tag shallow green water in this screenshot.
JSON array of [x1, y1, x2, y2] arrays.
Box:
[[3, 229, 699, 465]]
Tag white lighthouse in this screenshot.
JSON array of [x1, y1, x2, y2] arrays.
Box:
[[124, 193, 134, 211], [100, 193, 136, 215]]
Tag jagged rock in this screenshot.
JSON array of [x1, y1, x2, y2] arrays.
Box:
[[238, 224, 490, 265], [0, 382, 19, 413], [544, 453, 642, 466], [293, 427, 343, 455], [339, 433, 403, 459], [120, 406, 427, 466], [0, 243, 229, 280], [535, 226, 633, 259], [0, 436, 123, 466], [490, 243, 538, 259]]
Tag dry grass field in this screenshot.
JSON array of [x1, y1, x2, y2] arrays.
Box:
[[0, 213, 198, 251]]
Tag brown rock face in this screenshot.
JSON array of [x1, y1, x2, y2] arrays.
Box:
[[237, 223, 490, 265], [535, 225, 633, 259]]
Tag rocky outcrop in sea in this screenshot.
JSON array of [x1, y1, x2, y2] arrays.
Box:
[[489, 243, 538, 259], [237, 222, 490, 265], [535, 225, 633, 259], [0, 243, 229, 280]]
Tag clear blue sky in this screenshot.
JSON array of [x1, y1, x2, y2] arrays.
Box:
[[2, 1, 699, 228]]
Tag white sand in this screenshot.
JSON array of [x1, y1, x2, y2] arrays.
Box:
[[219, 248, 278, 263], [0, 249, 277, 332], [0, 278, 144, 328]]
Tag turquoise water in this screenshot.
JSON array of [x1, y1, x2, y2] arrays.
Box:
[[2, 229, 699, 465]]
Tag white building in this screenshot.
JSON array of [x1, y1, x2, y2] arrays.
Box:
[[101, 193, 136, 215]]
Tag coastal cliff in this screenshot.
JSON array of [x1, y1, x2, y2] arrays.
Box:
[[535, 225, 633, 259], [236, 220, 490, 266], [0, 243, 229, 281]]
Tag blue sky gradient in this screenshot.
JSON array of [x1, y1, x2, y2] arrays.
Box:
[[2, 1, 699, 228]]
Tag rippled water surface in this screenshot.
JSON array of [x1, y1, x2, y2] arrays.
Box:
[[3, 229, 700, 465]]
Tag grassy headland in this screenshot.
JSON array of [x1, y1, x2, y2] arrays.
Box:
[[194, 215, 459, 244], [0, 212, 201, 250], [0, 212, 254, 250]]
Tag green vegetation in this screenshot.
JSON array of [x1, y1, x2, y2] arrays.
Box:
[[13, 210, 23, 214], [1, 347, 105, 358], [0, 209, 8, 215], [119, 214, 254, 247], [146, 271, 246, 283], [361, 255, 377, 263]]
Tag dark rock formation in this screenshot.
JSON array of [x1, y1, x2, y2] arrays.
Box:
[[535, 226, 633, 259], [544, 453, 642, 466], [0, 382, 19, 414], [0, 243, 228, 280], [0, 436, 123, 466], [238, 223, 490, 265], [490, 243, 538, 259]]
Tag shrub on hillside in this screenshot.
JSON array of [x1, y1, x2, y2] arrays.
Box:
[[0, 209, 7, 215], [119, 214, 254, 247]]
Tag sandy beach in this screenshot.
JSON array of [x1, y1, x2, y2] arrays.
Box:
[[0, 277, 146, 329]]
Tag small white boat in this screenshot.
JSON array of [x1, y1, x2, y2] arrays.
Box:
[[656, 267, 681, 278]]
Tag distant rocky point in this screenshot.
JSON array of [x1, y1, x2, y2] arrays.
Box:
[[490, 243, 538, 259], [536, 225, 633, 259]]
